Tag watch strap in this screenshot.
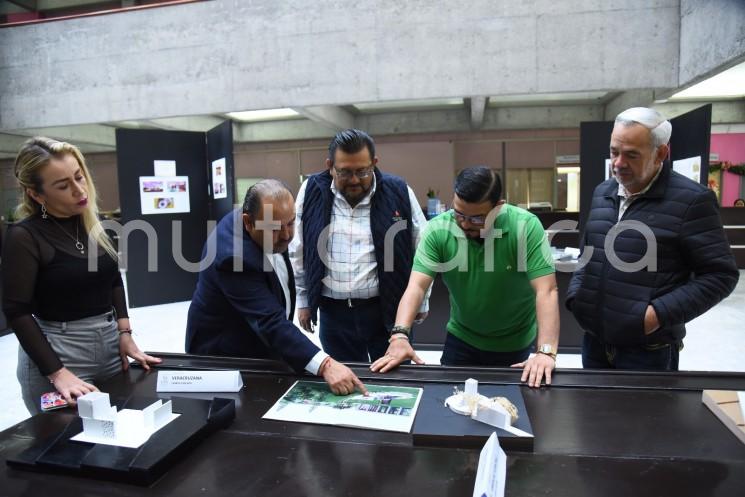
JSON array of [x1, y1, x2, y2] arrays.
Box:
[[390, 325, 411, 337]]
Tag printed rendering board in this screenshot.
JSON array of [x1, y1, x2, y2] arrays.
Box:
[[263, 381, 423, 433]]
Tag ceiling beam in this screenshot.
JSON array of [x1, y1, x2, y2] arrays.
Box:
[[293, 105, 354, 131], [147, 115, 227, 132], [654, 100, 745, 124], [603, 90, 657, 121], [0, 133, 31, 156], [234, 119, 336, 143], [5, 124, 116, 148], [470, 96, 487, 129], [106, 115, 227, 132], [37, 0, 101, 10], [5, 0, 37, 12]]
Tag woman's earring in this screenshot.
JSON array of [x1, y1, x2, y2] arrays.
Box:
[[41, 203, 48, 219]]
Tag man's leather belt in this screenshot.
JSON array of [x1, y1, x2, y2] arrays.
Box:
[[320, 296, 380, 308]]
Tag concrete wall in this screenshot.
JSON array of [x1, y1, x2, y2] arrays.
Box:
[[0, 0, 681, 130], [679, 0, 745, 86]]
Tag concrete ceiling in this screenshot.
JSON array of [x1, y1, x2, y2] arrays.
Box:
[[1, 91, 743, 160]]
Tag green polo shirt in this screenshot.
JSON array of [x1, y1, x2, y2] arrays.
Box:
[[412, 204, 554, 351]]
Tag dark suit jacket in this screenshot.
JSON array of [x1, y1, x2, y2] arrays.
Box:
[[185, 210, 319, 372]]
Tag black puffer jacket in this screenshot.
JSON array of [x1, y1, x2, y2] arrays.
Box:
[[566, 163, 739, 346]]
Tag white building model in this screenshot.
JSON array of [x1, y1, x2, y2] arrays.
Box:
[[70, 392, 179, 448], [445, 378, 532, 437]]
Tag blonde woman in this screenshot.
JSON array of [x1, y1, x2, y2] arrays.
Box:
[[2, 137, 161, 414]]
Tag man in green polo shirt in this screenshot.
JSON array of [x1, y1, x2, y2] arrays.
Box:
[[371, 166, 560, 387]]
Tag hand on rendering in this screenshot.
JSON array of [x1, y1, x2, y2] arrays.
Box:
[[321, 358, 368, 396]]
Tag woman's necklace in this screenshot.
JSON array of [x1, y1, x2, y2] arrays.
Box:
[[47, 215, 85, 254]]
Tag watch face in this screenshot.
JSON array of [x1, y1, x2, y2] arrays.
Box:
[[540, 344, 554, 354]]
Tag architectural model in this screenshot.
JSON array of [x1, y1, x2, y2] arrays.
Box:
[[445, 378, 530, 437], [70, 392, 179, 448]]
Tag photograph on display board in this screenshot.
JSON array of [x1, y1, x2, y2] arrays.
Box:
[[167, 181, 187, 193], [154, 198, 175, 210], [142, 181, 164, 193]]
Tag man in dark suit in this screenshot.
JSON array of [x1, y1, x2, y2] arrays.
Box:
[[186, 179, 367, 395]]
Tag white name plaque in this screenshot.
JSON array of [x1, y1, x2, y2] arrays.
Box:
[[156, 370, 243, 392]]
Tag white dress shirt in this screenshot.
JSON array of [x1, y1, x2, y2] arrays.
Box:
[[290, 173, 430, 312], [265, 252, 328, 375]]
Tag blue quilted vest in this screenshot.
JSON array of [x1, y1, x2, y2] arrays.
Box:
[[301, 168, 414, 330]]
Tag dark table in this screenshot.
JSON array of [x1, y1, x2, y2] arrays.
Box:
[[2, 354, 744, 496]]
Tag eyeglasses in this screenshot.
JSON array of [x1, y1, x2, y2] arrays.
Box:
[[453, 209, 488, 226], [333, 165, 374, 180]]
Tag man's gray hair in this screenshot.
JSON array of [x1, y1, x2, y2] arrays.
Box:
[[615, 107, 672, 149], [242, 179, 292, 217]]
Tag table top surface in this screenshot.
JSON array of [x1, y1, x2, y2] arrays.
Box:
[[2, 354, 745, 497]]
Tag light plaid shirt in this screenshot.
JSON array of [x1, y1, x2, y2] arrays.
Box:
[[290, 174, 429, 312]]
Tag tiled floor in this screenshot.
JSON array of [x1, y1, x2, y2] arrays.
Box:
[[1, 270, 743, 431]]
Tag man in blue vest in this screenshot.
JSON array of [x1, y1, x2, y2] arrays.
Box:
[[186, 180, 367, 395], [290, 129, 429, 362]]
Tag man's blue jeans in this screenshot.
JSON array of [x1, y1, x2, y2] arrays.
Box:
[[581, 333, 680, 371], [440, 332, 532, 367], [319, 297, 389, 362]]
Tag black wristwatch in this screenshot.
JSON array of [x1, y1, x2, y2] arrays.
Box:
[[390, 325, 411, 337]]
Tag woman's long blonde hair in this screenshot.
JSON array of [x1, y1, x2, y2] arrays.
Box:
[[14, 137, 118, 260]]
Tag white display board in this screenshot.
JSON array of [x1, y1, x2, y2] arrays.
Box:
[[153, 160, 177, 177], [211, 157, 228, 199], [673, 156, 702, 183], [139, 176, 191, 215]]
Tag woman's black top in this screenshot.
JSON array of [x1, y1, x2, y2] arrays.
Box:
[[1, 213, 127, 376]]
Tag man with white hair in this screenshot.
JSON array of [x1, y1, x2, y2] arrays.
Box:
[[566, 107, 738, 370]]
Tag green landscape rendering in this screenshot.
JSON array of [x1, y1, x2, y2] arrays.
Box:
[[278, 381, 420, 416]]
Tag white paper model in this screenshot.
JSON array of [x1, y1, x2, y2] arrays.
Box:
[[445, 379, 532, 437], [71, 392, 179, 448]]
